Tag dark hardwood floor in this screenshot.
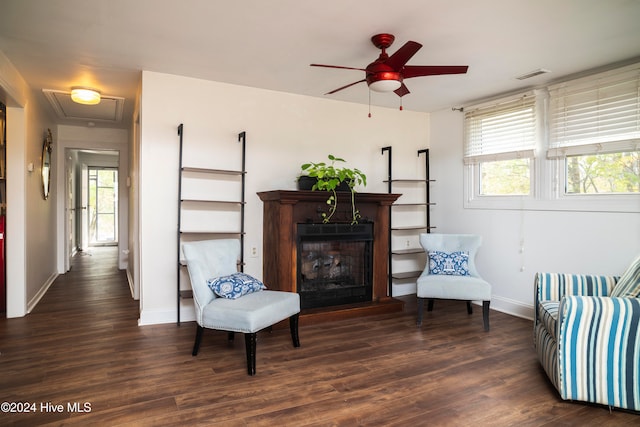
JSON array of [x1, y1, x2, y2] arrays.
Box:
[[1, 247, 638, 426]]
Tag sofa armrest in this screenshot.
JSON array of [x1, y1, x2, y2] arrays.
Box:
[[556, 295, 640, 410], [535, 272, 618, 304]]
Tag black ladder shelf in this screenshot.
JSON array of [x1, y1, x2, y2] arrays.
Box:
[[381, 147, 434, 297], [176, 124, 246, 324]]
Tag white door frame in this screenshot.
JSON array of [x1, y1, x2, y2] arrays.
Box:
[[55, 127, 129, 274], [81, 163, 89, 251]]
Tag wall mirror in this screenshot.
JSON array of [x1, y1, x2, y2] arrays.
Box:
[[42, 128, 52, 200]]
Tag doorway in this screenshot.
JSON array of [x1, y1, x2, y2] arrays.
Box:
[[66, 149, 120, 262], [88, 167, 118, 246]]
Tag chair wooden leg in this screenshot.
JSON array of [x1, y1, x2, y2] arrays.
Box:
[[417, 297, 425, 326], [192, 325, 204, 356], [245, 333, 257, 376], [483, 300, 490, 331], [466, 301, 473, 314], [427, 299, 435, 311], [290, 314, 300, 347]]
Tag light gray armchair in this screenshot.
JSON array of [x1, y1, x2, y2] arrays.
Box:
[[416, 233, 492, 331], [181, 239, 301, 375]]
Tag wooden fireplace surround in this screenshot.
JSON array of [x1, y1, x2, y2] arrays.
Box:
[[257, 190, 403, 325]]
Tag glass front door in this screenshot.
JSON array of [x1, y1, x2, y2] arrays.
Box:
[[88, 167, 118, 245]]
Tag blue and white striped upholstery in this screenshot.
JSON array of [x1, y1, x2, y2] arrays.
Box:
[[535, 273, 615, 304], [534, 272, 640, 411], [610, 254, 640, 298]]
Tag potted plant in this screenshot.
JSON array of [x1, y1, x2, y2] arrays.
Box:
[[299, 154, 367, 224]]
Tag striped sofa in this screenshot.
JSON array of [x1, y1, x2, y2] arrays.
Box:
[[534, 263, 640, 412]]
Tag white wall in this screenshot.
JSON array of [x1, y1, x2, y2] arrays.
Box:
[[23, 102, 58, 314], [0, 50, 58, 317], [138, 70, 429, 325], [429, 108, 640, 319]]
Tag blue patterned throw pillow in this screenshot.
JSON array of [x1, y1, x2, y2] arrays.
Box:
[[207, 273, 266, 299], [428, 251, 470, 276]]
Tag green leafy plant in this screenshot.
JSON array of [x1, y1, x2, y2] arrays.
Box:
[[300, 154, 367, 224]]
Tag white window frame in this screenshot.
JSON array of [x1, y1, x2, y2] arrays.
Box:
[[463, 64, 640, 213], [547, 63, 640, 212], [463, 91, 539, 209], [547, 152, 639, 213]]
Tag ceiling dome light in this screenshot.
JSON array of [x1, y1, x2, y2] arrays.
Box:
[[368, 79, 402, 93], [70, 88, 101, 105]]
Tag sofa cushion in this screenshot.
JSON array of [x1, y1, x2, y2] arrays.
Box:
[[610, 255, 640, 298], [538, 300, 560, 342], [207, 272, 266, 299], [428, 250, 470, 276]]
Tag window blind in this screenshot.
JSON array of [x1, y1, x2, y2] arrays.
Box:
[[547, 64, 640, 158], [464, 93, 536, 165]]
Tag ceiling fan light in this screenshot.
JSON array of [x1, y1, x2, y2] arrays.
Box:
[[368, 79, 402, 93], [70, 88, 101, 105]]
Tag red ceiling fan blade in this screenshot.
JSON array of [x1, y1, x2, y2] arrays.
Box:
[[311, 63, 367, 72], [403, 65, 469, 79], [394, 83, 410, 97], [312, 34, 469, 99], [385, 41, 422, 70], [325, 79, 367, 95]]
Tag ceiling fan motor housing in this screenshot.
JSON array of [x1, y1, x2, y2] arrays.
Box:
[[366, 63, 402, 91], [367, 34, 402, 90]]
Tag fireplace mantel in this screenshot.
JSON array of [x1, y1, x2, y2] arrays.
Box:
[[257, 190, 403, 325]]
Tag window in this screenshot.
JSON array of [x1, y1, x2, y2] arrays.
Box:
[[548, 64, 640, 196], [464, 93, 537, 197], [565, 151, 639, 194], [479, 158, 531, 195], [463, 62, 640, 212]]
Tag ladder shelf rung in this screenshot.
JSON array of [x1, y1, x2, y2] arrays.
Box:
[[391, 271, 422, 280], [182, 167, 245, 175], [392, 248, 424, 255]]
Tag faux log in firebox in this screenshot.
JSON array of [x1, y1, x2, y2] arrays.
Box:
[[257, 190, 403, 325]]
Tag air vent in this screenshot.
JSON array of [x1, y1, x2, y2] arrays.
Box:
[[516, 68, 551, 80]]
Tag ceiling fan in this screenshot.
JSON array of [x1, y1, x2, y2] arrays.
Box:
[[311, 33, 468, 98]]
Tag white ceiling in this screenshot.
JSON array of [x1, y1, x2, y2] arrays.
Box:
[[1, 0, 639, 129]]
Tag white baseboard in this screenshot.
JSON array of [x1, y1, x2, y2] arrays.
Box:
[[27, 272, 58, 313], [485, 295, 534, 321], [406, 293, 534, 321], [138, 304, 195, 326], [136, 295, 533, 326], [126, 268, 139, 300]]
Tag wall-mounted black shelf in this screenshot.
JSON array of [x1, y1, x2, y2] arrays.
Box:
[[381, 147, 434, 296], [176, 124, 246, 324]]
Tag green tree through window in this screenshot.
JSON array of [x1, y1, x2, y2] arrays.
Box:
[[480, 158, 531, 196], [566, 151, 640, 194]]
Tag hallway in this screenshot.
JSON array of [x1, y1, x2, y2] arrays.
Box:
[[34, 247, 135, 317], [0, 246, 147, 425]]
